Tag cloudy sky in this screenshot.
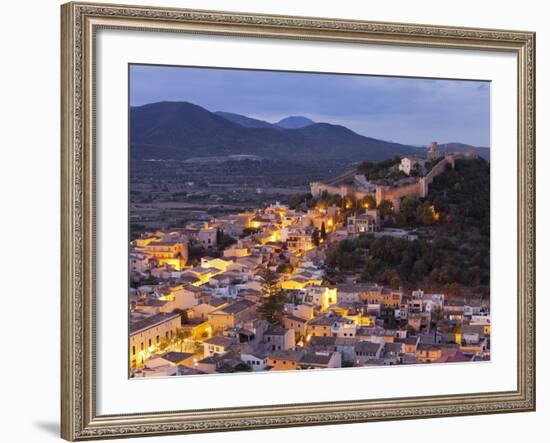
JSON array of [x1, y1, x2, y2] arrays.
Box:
[[130, 64, 490, 147]]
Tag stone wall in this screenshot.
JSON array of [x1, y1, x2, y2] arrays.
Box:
[[311, 155, 455, 213], [376, 155, 455, 212], [310, 182, 369, 200], [423, 154, 455, 189]]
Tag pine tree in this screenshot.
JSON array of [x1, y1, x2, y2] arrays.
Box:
[[320, 222, 327, 242], [258, 291, 286, 325], [260, 268, 280, 298], [258, 268, 286, 325], [311, 228, 320, 247]]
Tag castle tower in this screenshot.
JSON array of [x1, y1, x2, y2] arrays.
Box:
[[427, 141, 441, 160]]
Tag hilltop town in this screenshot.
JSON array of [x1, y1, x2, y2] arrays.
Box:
[[129, 143, 490, 377]]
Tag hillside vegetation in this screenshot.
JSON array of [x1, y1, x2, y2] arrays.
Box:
[[325, 158, 490, 297]]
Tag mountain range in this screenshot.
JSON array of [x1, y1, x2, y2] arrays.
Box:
[[131, 101, 490, 163]]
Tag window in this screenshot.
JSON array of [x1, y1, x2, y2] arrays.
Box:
[[148, 339, 152, 347], [132, 346, 136, 356], [140, 343, 144, 351], [156, 335, 160, 344]]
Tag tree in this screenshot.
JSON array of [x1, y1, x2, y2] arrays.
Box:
[[397, 196, 421, 226], [430, 308, 444, 340], [257, 291, 286, 325], [377, 199, 394, 218], [464, 266, 481, 286], [389, 273, 402, 288], [289, 193, 306, 209], [357, 156, 401, 180], [377, 269, 401, 287], [130, 275, 159, 289], [276, 262, 293, 274], [361, 195, 377, 211], [443, 282, 461, 296], [320, 222, 327, 242], [416, 202, 436, 225], [257, 268, 286, 324], [240, 227, 260, 238], [234, 362, 253, 372], [159, 338, 170, 352], [176, 328, 191, 350], [311, 228, 320, 247], [187, 244, 207, 264], [260, 268, 280, 298], [412, 259, 429, 279], [216, 228, 237, 249], [173, 308, 189, 325]]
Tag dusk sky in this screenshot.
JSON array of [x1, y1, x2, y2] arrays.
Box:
[[130, 64, 490, 147]]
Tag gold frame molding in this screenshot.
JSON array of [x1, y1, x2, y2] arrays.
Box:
[[61, 2, 536, 440]]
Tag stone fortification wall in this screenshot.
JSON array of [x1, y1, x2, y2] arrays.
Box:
[[376, 155, 455, 212]]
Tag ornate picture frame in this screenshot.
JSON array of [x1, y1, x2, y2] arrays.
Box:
[[61, 2, 535, 440]]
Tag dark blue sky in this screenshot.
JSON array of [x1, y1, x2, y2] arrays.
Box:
[[130, 64, 490, 147]]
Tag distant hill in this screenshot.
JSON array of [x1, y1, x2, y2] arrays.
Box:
[[214, 112, 316, 130], [214, 111, 273, 128], [438, 142, 490, 161], [275, 116, 315, 129], [130, 101, 489, 163], [131, 101, 420, 163]]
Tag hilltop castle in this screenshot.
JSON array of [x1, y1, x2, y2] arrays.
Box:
[[310, 142, 456, 213]]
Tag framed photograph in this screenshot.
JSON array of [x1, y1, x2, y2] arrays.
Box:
[[61, 1, 536, 440]]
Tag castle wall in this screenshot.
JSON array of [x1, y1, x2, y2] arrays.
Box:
[[423, 155, 455, 188], [376, 182, 423, 213], [310, 182, 369, 200], [376, 155, 455, 213], [311, 182, 340, 198], [312, 155, 455, 213]]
